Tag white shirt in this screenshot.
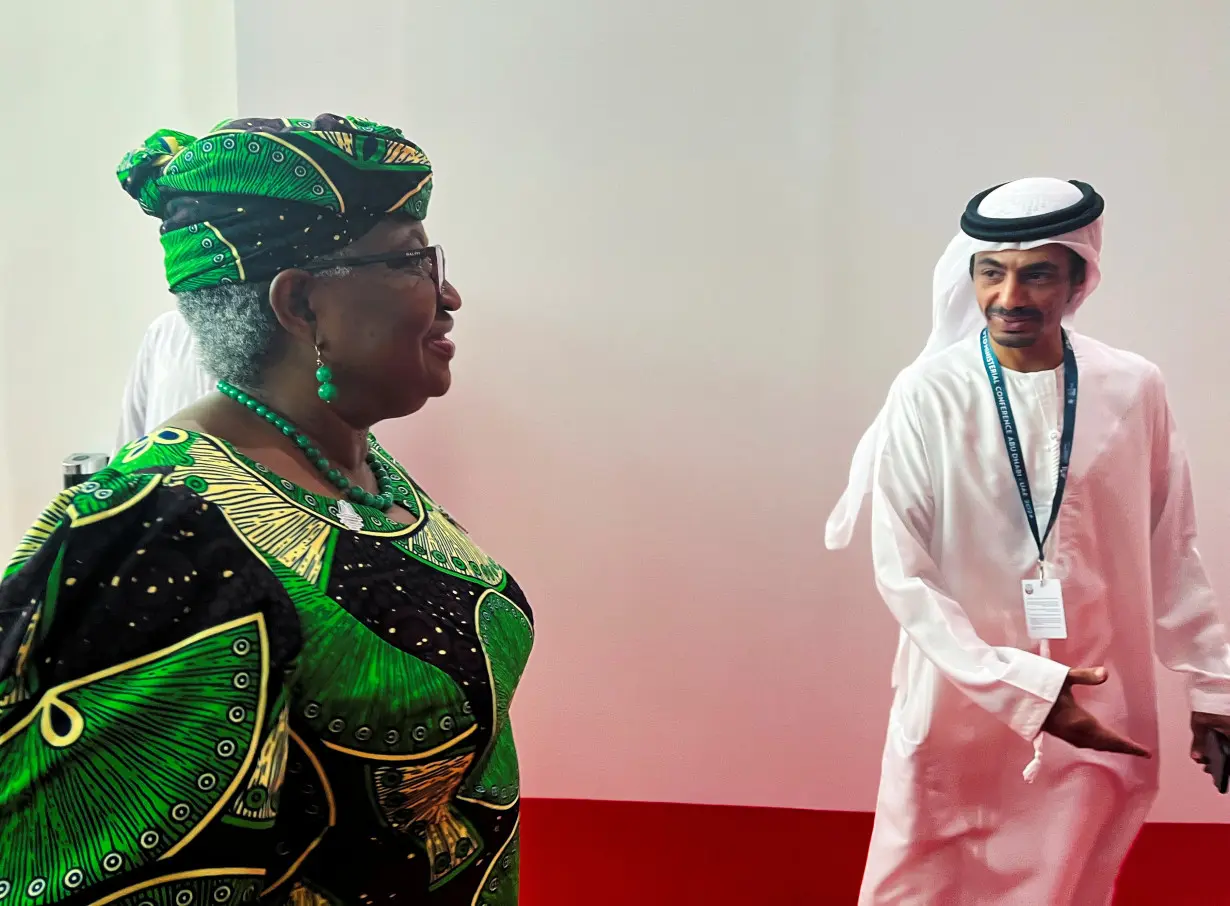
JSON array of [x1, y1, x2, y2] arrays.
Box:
[[999, 364, 1063, 537], [115, 310, 213, 452], [859, 330, 1230, 905]]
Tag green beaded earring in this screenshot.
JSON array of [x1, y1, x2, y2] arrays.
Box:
[[315, 347, 337, 403]]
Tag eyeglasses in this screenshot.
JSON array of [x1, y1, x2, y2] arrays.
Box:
[[299, 245, 447, 297]]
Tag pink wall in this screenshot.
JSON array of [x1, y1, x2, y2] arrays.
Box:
[[235, 0, 1230, 821]]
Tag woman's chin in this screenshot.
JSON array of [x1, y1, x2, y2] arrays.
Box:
[[371, 369, 452, 421], [425, 365, 453, 397]]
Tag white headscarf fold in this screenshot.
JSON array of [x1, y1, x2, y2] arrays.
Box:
[[825, 177, 1104, 550]]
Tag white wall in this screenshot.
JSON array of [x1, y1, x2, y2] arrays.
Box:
[[235, 0, 1230, 822], [3, 0, 1226, 824], [0, 1, 238, 551], [237, 0, 844, 809]]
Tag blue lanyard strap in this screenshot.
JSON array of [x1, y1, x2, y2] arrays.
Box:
[[979, 328, 1079, 564]]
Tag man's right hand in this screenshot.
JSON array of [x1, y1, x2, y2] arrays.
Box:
[[1041, 666, 1152, 758]]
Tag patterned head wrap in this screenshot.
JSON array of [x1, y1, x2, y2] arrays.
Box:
[[117, 114, 433, 292]]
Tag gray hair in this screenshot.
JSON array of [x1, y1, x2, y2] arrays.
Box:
[[175, 263, 350, 388]]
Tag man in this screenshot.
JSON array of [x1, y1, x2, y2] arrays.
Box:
[[115, 307, 212, 450], [827, 177, 1230, 904]]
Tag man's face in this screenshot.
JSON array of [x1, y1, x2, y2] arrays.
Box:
[[972, 245, 1084, 348]]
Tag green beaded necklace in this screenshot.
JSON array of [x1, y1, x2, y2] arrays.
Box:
[[217, 380, 407, 513]]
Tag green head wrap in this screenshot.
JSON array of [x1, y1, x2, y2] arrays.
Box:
[[117, 114, 433, 292]]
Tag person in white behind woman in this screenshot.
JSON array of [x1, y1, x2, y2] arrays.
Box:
[[115, 308, 213, 450], [828, 177, 1230, 905]]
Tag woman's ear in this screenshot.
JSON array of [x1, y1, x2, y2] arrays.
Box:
[[268, 269, 317, 343]]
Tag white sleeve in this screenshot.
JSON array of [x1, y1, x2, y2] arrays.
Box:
[[1147, 370, 1230, 715], [114, 324, 155, 453], [870, 380, 1070, 741]]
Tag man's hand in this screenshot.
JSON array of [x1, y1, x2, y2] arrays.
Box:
[[1041, 667, 1151, 757], [1189, 712, 1230, 765]]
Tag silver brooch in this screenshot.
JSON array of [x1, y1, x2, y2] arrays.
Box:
[[336, 499, 365, 531]]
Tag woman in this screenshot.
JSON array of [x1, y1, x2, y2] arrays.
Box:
[[0, 115, 532, 906]]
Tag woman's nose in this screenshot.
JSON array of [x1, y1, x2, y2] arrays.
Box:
[[440, 280, 462, 311]]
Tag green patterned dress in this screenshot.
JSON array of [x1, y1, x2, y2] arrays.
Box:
[[0, 428, 534, 906]]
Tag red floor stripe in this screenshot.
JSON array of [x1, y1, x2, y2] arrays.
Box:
[[520, 798, 1230, 904]]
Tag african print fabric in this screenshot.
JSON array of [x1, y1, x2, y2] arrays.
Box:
[[117, 115, 433, 291], [0, 429, 532, 905]]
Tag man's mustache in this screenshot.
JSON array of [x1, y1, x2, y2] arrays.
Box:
[[986, 307, 1042, 321]]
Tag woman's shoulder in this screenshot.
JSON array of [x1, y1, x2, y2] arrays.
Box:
[[115, 427, 422, 540], [8, 445, 208, 588], [109, 425, 215, 477], [4, 452, 292, 630], [0, 457, 302, 721], [26, 426, 351, 596], [6, 428, 249, 589]]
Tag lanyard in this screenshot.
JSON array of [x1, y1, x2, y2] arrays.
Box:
[[979, 328, 1078, 568]]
